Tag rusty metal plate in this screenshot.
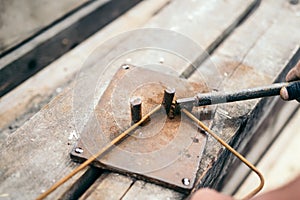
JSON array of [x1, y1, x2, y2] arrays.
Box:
[[71, 65, 208, 190]]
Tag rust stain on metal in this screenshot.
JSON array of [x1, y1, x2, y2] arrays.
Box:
[[71, 65, 208, 190]]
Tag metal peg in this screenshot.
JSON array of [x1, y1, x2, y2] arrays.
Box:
[[162, 88, 175, 115], [130, 97, 142, 124]]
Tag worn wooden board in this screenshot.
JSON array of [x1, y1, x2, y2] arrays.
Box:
[[0, 1, 171, 199], [122, 180, 184, 200], [118, 0, 262, 198], [80, 173, 133, 200], [0, 1, 258, 198], [189, 0, 300, 196], [0, 90, 87, 199], [0, 0, 143, 97], [0, 0, 171, 134], [67, 0, 262, 198], [1, 0, 299, 200], [1, 1, 258, 199], [0, 0, 88, 54], [235, 108, 300, 198]]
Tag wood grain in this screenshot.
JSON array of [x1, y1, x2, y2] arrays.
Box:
[[80, 173, 133, 200], [122, 180, 184, 200], [81, 0, 260, 198], [0, 1, 171, 199], [0, 0, 259, 199], [189, 0, 300, 196], [0, 90, 86, 199], [235, 107, 300, 199], [0, 0, 171, 134], [0, 0, 88, 54], [2, 0, 299, 199]]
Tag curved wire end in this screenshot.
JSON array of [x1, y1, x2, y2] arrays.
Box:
[[181, 108, 264, 200]]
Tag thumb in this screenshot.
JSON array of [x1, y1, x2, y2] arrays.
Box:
[[280, 87, 289, 100], [280, 86, 300, 102]]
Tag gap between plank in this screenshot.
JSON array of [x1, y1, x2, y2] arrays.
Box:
[[0, 0, 142, 97], [59, 166, 104, 200], [180, 0, 261, 79]]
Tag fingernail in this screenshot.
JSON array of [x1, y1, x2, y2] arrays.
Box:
[[280, 87, 289, 100]]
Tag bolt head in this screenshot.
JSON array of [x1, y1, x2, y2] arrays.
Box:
[[182, 178, 190, 186], [122, 64, 130, 70], [75, 147, 84, 154]]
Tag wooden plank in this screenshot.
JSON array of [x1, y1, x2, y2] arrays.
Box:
[[4, 0, 298, 199], [189, 0, 300, 195], [221, 87, 300, 196], [0, 0, 141, 97], [0, 0, 88, 54], [145, 0, 260, 77], [122, 181, 184, 200], [235, 107, 300, 199], [0, 1, 258, 198], [0, 0, 171, 134], [80, 173, 133, 200], [67, 0, 299, 196], [119, 0, 260, 198], [83, 0, 261, 198], [0, 0, 108, 69], [0, 1, 171, 199], [0, 89, 87, 199]]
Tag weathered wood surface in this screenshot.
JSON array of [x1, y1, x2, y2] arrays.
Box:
[[80, 173, 133, 200], [189, 0, 300, 196], [222, 97, 300, 197], [235, 107, 300, 199], [0, 1, 171, 199], [0, 0, 299, 199], [0, 90, 87, 199], [0, 0, 88, 54], [72, 0, 259, 198], [122, 180, 184, 200], [0, 0, 143, 97], [0, 0, 171, 135], [0, 0, 258, 198]]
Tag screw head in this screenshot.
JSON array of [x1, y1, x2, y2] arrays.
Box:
[[75, 147, 84, 154], [122, 64, 130, 70], [182, 178, 190, 186]]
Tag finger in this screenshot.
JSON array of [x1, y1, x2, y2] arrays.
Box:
[[286, 60, 300, 82], [280, 81, 300, 101], [280, 87, 289, 100]]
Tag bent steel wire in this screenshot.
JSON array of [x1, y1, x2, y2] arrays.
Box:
[[182, 108, 264, 200], [37, 104, 264, 200]]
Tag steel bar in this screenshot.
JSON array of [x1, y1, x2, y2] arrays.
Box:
[[162, 88, 175, 115], [130, 97, 142, 124], [176, 81, 300, 108]]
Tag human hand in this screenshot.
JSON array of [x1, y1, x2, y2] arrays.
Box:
[[280, 60, 300, 101], [191, 175, 300, 200], [191, 188, 234, 200], [286, 60, 300, 82]]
